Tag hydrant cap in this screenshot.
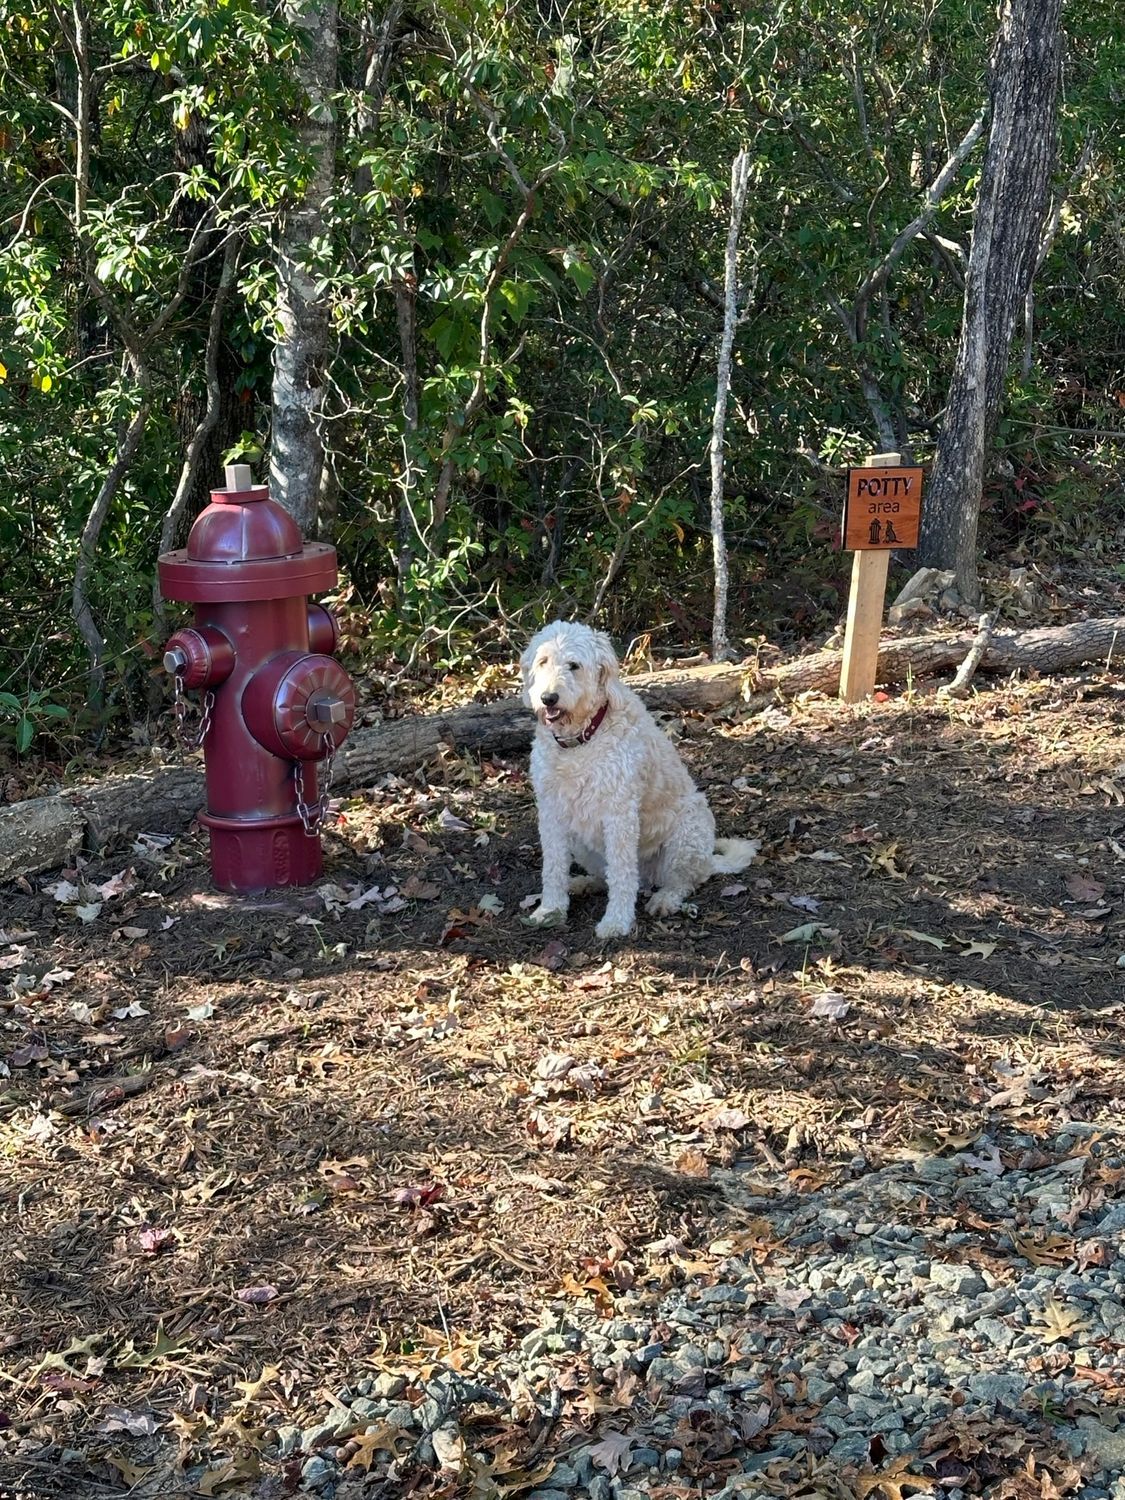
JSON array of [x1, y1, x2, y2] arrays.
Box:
[[158, 467, 338, 602], [187, 484, 304, 563]]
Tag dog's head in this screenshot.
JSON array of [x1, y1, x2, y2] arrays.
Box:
[[520, 621, 621, 730]]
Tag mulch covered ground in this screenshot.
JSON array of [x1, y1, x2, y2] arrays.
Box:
[[1, 637, 1124, 1497]]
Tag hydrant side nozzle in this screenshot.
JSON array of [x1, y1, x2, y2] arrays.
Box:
[[162, 626, 236, 690], [306, 603, 339, 655]]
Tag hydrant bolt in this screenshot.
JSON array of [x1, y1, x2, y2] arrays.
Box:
[[164, 646, 188, 674], [309, 695, 347, 726]]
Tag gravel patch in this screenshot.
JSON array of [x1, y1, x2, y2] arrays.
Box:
[[231, 1124, 1124, 1496]]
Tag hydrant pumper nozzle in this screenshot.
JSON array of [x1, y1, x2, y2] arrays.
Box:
[[157, 468, 356, 894]]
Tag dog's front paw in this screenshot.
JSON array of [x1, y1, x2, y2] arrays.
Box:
[[595, 911, 635, 942], [646, 888, 687, 917], [523, 904, 567, 929]]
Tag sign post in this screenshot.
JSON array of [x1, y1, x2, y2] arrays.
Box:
[[839, 452, 925, 704]]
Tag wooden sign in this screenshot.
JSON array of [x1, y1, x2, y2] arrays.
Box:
[[843, 465, 924, 550]]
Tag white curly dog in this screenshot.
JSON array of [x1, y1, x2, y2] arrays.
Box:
[[521, 620, 760, 941]]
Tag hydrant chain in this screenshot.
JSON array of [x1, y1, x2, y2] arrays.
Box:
[[171, 671, 215, 752], [294, 733, 336, 837]]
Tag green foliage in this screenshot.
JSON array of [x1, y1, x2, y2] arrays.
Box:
[[0, 688, 70, 754], [0, 0, 1122, 741]]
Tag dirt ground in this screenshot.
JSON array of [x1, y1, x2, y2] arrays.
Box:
[[1, 659, 1124, 1497]]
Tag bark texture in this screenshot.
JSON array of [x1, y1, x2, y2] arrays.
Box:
[[918, 0, 1062, 597], [269, 0, 339, 533], [709, 147, 751, 663], [4, 616, 1123, 881]]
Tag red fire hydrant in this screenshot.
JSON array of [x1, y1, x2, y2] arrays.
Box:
[[158, 465, 356, 893]]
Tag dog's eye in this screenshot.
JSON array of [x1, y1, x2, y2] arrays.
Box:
[[568, 662, 580, 672]]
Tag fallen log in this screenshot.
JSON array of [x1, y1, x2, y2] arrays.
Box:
[[739, 613, 1125, 707], [2, 614, 1122, 883]]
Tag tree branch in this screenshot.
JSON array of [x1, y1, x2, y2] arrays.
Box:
[[853, 104, 986, 328], [72, 397, 152, 708], [1021, 134, 1094, 379], [710, 146, 752, 662], [152, 232, 241, 640]]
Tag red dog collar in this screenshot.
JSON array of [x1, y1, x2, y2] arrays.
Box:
[[553, 700, 608, 750]]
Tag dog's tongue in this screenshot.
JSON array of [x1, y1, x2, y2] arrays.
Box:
[[544, 707, 563, 724]]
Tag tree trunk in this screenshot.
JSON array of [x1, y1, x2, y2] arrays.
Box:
[[709, 147, 751, 663], [270, 0, 339, 534], [5, 616, 1125, 880], [918, 0, 1062, 600]]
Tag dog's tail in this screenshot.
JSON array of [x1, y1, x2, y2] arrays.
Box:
[[711, 837, 761, 874]]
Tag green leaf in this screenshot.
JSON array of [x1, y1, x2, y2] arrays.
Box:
[[561, 247, 595, 296], [16, 718, 33, 753]]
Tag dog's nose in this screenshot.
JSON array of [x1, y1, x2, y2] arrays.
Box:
[[540, 692, 559, 707]]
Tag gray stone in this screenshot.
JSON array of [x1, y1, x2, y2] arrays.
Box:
[[967, 1371, 1026, 1406], [929, 1263, 987, 1297], [349, 1398, 383, 1422], [696, 1286, 748, 1307], [847, 1395, 886, 1421], [572, 1452, 594, 1483], [300, 1456, 333, 1490], [1097, 1204, 1125, 1234], [527, 1491, 571, 1500], [829, 1434, 872, 1464], [633, 1447, 661, 1469], [664, 1449, 683, 1471], [276, 1425, 302, 1458], [974, 1318, 1015, 1349], [849, 1370, 879, 1397], [383, 1401, 416, 1429], [547, 1465, 579, 1487], [806, 1375, 836, 1404], [588, 1479, 613, 1500], [521, 1332, 549, 1359], [1078, 1419, 1125, 1472], [302, 1416, 348, 1450]]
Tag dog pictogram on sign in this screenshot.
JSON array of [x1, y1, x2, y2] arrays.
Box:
[[843, 466, 924, 550]]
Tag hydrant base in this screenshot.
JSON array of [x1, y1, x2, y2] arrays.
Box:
[[198, 811, 323, 893]]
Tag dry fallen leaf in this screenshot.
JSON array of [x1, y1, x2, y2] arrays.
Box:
[[779, 921, 840, 944], [588, 1428, 638, 1476], [809, 989, 850, 1020], [1032, 1296, 1089, 1344], [674, 1147, 711, 1179], [234, 1285, 279, 1305], [348, 1423, 407, 1471], [901, 927, 949, 950], [853, 1455, 934, 1500], [137, 1226, 176, 1255], [1065, 871, 1105, 903]]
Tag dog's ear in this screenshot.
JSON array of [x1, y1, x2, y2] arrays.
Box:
[[519, 640, 537, 706], [593, 630, 621, 689]]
